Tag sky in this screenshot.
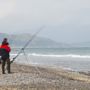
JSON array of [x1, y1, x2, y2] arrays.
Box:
[[0, 0, 90, 43]]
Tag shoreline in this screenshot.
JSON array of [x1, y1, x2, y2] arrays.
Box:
[[0, 63, 89, 90], [14, 61, 90, 74]]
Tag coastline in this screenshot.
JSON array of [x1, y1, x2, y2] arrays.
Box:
[[0, 63, 89, 90]]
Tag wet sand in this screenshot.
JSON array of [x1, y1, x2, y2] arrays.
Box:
[[0, 63, 89, 90]]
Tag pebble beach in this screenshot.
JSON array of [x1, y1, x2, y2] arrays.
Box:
[[0, 63, 90, 90]]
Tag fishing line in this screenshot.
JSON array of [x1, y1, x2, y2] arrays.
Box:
[[22, 50, 30, 64], [10, 26, 45, 74], [11, 26, 45, 63]]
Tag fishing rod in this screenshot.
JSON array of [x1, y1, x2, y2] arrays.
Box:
[[11, 26, 45, 63]]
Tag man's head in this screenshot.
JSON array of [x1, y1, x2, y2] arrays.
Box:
[[3, 38, 7, 41], [2, 38, 8, 45]]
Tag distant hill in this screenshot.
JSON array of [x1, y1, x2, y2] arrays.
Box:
[[1, 33, 90, 48], [0, 33, 69, 48]]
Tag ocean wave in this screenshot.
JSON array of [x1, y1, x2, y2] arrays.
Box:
[[10, 53, 90, 58], [29, 53, 90, 58]]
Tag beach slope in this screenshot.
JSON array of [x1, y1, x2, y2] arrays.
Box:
[[0, 63, 89, 90]]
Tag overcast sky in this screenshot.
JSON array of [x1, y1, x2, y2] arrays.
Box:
[[0, 0, 90, 43]]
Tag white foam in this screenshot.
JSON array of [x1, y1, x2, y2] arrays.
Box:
[[28, 53, 90, 59], [10, 53, 90, 59]]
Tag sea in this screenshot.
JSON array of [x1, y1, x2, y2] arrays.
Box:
[[11, 48, 90, 72]]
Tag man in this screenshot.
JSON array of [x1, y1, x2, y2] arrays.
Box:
[[0, 38, 11, 74]]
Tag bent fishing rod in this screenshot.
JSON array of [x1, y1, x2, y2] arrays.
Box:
[[11, 26, 45, 63]]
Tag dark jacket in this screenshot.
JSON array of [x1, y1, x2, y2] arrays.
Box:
[[0, 44, 11, 60]]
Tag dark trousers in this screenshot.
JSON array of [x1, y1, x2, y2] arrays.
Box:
[[2, 59, 10, 74]]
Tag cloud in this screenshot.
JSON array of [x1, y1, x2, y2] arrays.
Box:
[[1, 0, 90, 25], [0, 0, 16, 18], [0, 0, 90, 43], [64, 0, 90, 25], [10, 0, 64, 25]]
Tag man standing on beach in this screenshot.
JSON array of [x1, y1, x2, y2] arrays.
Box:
[[0, 38, 11, 74]]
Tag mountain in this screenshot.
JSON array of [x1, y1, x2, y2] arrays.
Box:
[[1, 33, 90, 48], [0, 33, 69, 48]]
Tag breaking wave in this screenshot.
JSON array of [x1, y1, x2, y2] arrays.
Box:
[[10, 53, 90, 59], [29, 53, 90, 58]]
